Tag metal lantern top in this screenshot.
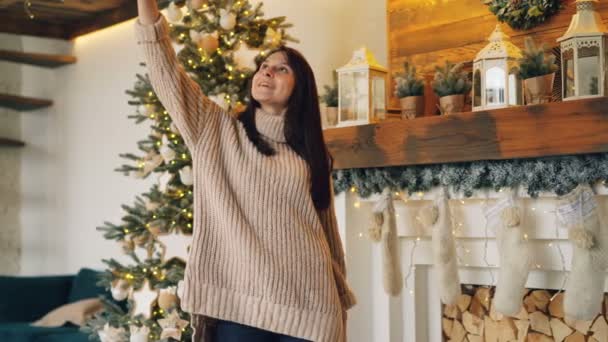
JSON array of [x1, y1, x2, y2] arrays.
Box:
[[337, 47, 388, 73], [558, 0, 607, 42], [475, 24, 522, 61]]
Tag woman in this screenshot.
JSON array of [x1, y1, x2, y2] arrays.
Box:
[[135, 1, 356, 341]]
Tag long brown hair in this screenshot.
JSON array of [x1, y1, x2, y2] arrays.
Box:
[[237, 46, 333, 211]]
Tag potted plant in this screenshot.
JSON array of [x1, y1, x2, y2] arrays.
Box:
[[432, 61, 472, 115], [518, 37, 558, 105], [320, 82, 338, 127], [394, 62, 425, 119]]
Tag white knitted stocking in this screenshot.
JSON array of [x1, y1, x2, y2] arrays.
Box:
[[371, 189, 403, 296], [420, 187, 461, 305], [557, 185, 608, 320], [484, 189, 531, 316]]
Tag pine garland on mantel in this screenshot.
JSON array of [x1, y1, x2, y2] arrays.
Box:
[[332, 153, 608, 198]]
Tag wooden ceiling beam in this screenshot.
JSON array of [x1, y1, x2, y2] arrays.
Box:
[[66, 1, 138, 39], [0, 13, 70, 39]]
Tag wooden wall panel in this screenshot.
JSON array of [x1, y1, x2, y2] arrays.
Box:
[[387, 0, 608, 113]]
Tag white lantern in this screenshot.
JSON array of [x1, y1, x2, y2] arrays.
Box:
[[557, 0, 607, 100], [337, 47, 387, 126], [473, 25, 523, 111]]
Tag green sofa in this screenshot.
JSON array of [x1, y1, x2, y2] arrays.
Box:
[[0, 268, 113, 342]]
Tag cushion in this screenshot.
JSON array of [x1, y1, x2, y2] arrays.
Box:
[[0, 322, 80, 342], [31, 298, 103, 327], [0, 275, 73, 323], [67, 269, 105, 303]]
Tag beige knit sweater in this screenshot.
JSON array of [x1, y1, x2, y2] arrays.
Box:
[[134, 14, 356, 342]]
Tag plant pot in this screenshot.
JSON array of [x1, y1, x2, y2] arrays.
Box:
[[438, 94, 465, 115], [399, 96, 424, 119], [325, 106, 338, 127], [523, 73, 555, 105]]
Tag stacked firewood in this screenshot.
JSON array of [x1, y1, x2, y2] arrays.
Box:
[[442, 287, 608, 342]]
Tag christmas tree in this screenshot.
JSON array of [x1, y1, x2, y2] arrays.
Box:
[[82, 0, 295, 340]]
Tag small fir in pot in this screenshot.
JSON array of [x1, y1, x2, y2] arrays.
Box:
[[394, 62, 425, 119], [518, 37, 558, 104], [320, 81, 338, 127], [432, 61, 472, 115]]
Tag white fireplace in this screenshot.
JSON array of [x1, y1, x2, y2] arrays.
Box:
[[338, 185, 608, 342]]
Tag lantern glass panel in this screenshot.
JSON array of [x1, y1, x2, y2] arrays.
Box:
[[508, 68, 522, 105], [473, 69, 482, 107], [485, 66, 506, 105], [563, 48, 575, 98], [578, 45, 600, 96], [372, 75, 385, 121], [354, 70, 369, 121], [339, 72, 355, 121]]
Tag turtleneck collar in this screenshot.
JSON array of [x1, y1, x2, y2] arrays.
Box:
[[255, 107, 287, 143]]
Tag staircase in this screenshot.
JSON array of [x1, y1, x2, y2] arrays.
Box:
[[0, 49, 76, 148]]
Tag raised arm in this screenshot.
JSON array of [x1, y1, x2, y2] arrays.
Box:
[[135, 0, 222, 150]]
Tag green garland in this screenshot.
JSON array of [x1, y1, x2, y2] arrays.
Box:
[[332, 153, 608, 198], [484, 0, 562, 31]]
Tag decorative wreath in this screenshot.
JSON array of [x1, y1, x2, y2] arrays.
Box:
[[484, 0, 563, 31]]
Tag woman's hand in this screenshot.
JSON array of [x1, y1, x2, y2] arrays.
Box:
[[137, 0, 160, 25]]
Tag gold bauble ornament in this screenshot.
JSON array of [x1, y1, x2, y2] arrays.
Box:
[[197, 32, 219, 54]]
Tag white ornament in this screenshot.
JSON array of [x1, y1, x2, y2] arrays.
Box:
[[129, 325, 150, 342], [179, 166, 193, 186], [158, 310, 190, 340], [111, 279, 131, 301], [130, 280, 158, 319], [189, 29, 200, 43], [158, 171, 174, 193], [219, 9, 237, 30], [233, 42, 258, 70], [98, 323, 127, 342], [143, 152, 163, 174], [264, 27, 282, 47], [167, 2, 183, 23], [160, 137, 176, 163], [157, 232, 192, 262]]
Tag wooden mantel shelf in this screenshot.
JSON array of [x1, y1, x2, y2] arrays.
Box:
[[0, 93, 53, 111], [324, 97, 608, 170], [0, 138, 25, 148], [0, 50, 76, 68]]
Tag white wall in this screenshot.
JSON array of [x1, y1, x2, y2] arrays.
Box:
[[12, 0, 387, 276], [0, 33, 23, 275]]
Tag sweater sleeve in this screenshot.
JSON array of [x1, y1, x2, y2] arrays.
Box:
[[318, 179, 357, 311], [134, 13, 224, 150]]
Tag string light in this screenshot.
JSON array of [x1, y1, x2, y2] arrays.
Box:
[[550, 205, 569, 301], [24, 1, 35, 19], [353, 201, 361, 208]]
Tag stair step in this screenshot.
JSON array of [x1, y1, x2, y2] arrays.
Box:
[[0, 49, 76, 68], [0, 137, 25, 148], [0, 93, 53, 111]]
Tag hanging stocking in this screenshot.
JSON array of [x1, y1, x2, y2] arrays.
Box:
[[557, 184, 608, 320], [484, 188, 532, 316], [371, 189, 403, 296], [419, 187, 461, 305]]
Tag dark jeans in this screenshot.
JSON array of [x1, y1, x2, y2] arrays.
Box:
[[212, 319, 311, 342]]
